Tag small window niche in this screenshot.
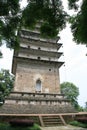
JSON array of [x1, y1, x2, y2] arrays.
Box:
[[49, 69, 51, 71], [38, 57, 41, 60], [36, 79, 42, 93], [28, 45, 30, 49], [38, 47, 41, 50]]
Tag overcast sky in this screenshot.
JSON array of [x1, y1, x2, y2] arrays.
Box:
[[59, 24, 87, 107], [0, 0, 87, 107]]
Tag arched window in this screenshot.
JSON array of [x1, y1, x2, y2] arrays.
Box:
[[36, 79, 41, 92]]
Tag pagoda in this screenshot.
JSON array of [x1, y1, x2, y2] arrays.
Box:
[[0, 23, 76, 115], [12, 24, 63, 93]]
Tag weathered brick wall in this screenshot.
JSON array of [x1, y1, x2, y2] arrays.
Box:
[[0, 103, 76, 114], [14, 62, 60, 93]]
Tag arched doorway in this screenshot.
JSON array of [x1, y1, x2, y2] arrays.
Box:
[[36, 79, 41, 93]]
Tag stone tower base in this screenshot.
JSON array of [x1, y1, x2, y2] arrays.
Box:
[[0, 92, 77, 114]]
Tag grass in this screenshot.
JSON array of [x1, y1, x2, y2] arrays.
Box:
[[69, 120, 87, 128], [0, 122, 41, 130]]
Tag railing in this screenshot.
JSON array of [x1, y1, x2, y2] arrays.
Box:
[[9, 91, 65, 98], [5, 91, 70, 106]]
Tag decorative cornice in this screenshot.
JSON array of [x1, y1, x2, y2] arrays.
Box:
[[12, 56, 64, 74]]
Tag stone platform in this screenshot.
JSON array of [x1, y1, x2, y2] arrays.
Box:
[[0, 92, 76, 114]]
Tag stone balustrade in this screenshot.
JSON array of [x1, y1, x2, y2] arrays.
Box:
[[5, 91, 70, 106], [9, 91, 65, 98]]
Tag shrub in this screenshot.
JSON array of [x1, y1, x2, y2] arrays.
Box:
[[29, 124, 41, 130], [9, 119, 34, 127], [69, 121, 87, 128], [0, 122, 41, 130]]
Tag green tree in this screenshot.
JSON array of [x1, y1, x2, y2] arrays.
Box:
[[0, 0, 67, 45], [70, 0, 87, 44], [0, 0, 87, 52], [60, 82, 79, 109], [0, 0, 21, 49], [22, 0, 67, 38], [0, 69, 14, 105]]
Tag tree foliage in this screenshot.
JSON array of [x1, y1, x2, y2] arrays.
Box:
[[0, 0, 87, 52], [0, 0, 21, 49], [60, 82, 79, 109], [67, 0, 79, 10], [22, 0, 67, 38], [0, 69, 14, 105], [70, 0, 87, 44]]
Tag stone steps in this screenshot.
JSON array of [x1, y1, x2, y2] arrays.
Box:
[[42, 115, 66, 126]]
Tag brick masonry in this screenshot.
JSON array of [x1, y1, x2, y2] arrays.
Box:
[[14, 62, 60, 93]]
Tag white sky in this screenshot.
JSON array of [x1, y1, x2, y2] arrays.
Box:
[[0, 0, 87, 107], [59, 24, 87, 107]]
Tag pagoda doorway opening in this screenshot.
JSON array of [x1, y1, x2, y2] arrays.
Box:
[[36, 79, 42, 93]]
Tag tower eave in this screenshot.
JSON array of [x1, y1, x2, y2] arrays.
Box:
[[12, 56, 64, 75], [20, 36, 62, 50], [19, 47, 63, 58], [20, 29, 60, 44]]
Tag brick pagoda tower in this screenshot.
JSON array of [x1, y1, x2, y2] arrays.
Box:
[[12, 24, 63, 94], [0, 24, 76, 117]]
